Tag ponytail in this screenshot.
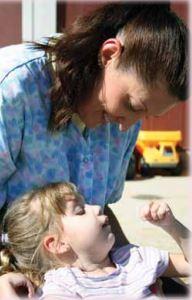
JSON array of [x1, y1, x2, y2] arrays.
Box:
[[0, 243, 41, 289], [0, 242, 18, 275]]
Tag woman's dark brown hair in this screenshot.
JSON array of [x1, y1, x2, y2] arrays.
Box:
[[34, 2, 188, 131]]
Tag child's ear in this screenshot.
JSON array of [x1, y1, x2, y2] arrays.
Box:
[[43, 235, 71, 254]]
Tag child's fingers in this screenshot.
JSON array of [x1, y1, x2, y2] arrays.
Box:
[[150, 202, 161, 220], [140, 201, 171, 221], [150, 201, 171, 221], [139, 201, 154, 220], [156, 202, 170, 220], [11, 273, 35, 298], [140, 201, 174, 227], [26, 280, 35, 298]]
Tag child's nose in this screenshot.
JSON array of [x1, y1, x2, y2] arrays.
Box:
[[93, 205, 103, 215]]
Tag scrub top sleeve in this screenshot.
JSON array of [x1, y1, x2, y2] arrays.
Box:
[[107, 121, 141, 204], [0, 76, 25, 209]]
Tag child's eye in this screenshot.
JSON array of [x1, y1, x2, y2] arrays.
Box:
[[76, 209, 85, 215], [74, 206, 85, 215]]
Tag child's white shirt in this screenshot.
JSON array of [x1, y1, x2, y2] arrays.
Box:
[[40, 244, 169, 299]]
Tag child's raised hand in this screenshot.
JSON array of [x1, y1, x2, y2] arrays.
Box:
[[139, 201, 175, 228]]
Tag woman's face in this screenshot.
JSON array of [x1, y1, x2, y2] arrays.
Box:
[[97, 66, 178, 131]]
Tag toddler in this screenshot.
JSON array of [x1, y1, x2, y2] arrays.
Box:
[[0, 182, 190, 299]]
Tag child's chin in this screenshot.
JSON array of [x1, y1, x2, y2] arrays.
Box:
[[108, 232, 115, 247]]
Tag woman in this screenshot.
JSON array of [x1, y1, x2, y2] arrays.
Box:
[[0, 2, 188, 251]]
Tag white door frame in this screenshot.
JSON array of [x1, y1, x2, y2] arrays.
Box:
[[22, 0, 57, 41]]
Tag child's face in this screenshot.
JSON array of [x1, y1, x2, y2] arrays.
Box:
[[60, 192, 115, 261]]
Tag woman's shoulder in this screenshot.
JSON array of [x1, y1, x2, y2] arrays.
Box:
[[0, 43, 46, 84]]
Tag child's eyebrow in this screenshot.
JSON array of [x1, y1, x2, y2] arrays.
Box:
[[74, 195, 85, 206], [63, 193, 79, 201], [63, 193, 84, 208]]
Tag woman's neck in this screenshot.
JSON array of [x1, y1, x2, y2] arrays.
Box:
[[76, 82, 107, 128]]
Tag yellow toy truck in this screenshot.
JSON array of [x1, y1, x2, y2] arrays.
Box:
[[126, 130, 183, 179]]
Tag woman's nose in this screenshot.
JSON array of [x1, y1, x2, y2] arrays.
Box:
[[119, 120, 134, 131], [119, 114, 143, 131]]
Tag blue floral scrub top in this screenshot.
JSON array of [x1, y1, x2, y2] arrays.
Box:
[[0, 43, 141, 209]]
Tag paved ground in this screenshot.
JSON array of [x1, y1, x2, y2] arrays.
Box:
[[109, 175, 190, 253]]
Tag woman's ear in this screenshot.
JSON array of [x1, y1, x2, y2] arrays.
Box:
[[43, 235, 71, 255], [100, 38, 123, 67]]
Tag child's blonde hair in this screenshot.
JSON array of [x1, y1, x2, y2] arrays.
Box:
[[0, 182, 78, 287]]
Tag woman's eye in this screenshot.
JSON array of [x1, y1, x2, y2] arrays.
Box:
[[128, 102, 135, 112], [124, 99, 145, 113], [124, 100, 136, 112]]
